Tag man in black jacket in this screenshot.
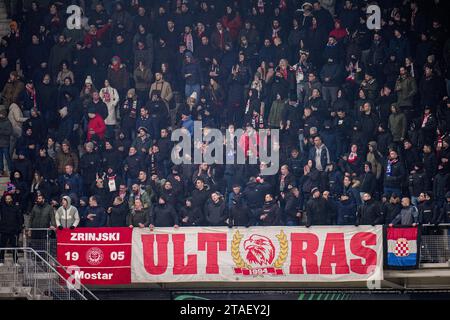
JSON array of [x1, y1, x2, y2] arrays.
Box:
[[306, 188, 330, 227], [356, 193, 383, 226], [0, 194, 24, 266], [229, 194, 251, 227], [284, 187, 302, 226], [150, 195, 179, 229], [258, 194, 281, 226], [107, 196, 129, 227]]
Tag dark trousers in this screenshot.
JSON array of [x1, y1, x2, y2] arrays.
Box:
[[0, 233, 18, 263]]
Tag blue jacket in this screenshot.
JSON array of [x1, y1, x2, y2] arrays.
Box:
[[182, 116, 194, 135], [181, 61, 203, 85], [58, 173, 83, 197], [84, 206, 107, 227]]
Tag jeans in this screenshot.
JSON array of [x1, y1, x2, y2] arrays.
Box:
[[185, 84, 201, 100], [0, 146, 11, 173]]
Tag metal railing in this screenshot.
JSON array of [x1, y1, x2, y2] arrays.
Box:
[[23, 228, 57, 257], [0, 248, 98, 300], [420, 225, 450, 264]]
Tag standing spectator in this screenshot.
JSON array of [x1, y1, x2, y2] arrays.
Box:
[[0, 194, 23, 266], [127, 198, 150, 228], [84, 196, 107, 228], [150, 196, 179, 229], [356, 193, 383, 226], [384, 149, 405, 196], [306, 188, 330, 226], [99, 79, 119, 139], [388, 104, 407, 144], [55, 195, 80, 229], [389, 197, 419, 226]]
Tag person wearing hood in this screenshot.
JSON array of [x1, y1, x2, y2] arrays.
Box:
[[204, 192, 227, 226], [388, 103, 407, 144], [55, 195, 80, 229], [305, 188, 330, 226], [107, 56, 130, 98], [150, 195, 179, 229], [356, 192, 383, 226], [180, 198, 203, 227], [84, 196, 107, 228], [389, 197, 419, 226], [358, 162, 377, 196], [258, 194, 281, 226], [87, 106, 106, 141], [228, 193, 251, 227], [0, 193, 24, 266], [13, 147, 33, 180], [320, 57, 343, 106], [376, 123, 393, 156], [408, 162, 427, 207]]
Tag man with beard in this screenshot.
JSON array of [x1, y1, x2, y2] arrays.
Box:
[[0, 194, 23, 266], [27, 194, 55, 242]]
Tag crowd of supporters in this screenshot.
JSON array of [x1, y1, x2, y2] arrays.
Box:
[[0, 0, 449, 262]]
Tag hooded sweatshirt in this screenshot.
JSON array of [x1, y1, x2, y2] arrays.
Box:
[[55, 196, 80, 228]]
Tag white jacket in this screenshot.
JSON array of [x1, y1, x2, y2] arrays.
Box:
[[55, 196, 80, 228], [100, 86, 119, 125]]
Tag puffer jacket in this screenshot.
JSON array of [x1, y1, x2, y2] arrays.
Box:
[[127, 207, 151, 227], [395, 75, 417, 108], [150, 203, 178, 227], [28, 203, 55, 229], [54, 196, 80, 228], [204, 198, 227, 226]]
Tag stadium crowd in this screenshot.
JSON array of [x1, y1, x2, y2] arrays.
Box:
[[0, 0, 450, 262]]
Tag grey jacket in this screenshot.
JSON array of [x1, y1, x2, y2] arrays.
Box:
[[391, 205, 419, 225]]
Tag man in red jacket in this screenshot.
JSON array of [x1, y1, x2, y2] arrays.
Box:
[[87, 107, 106, 141]]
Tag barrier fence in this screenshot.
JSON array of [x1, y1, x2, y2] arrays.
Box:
[[23, 225, 450, 267]]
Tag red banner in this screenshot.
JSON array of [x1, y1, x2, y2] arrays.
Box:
[[57, 228, 132, 285]]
